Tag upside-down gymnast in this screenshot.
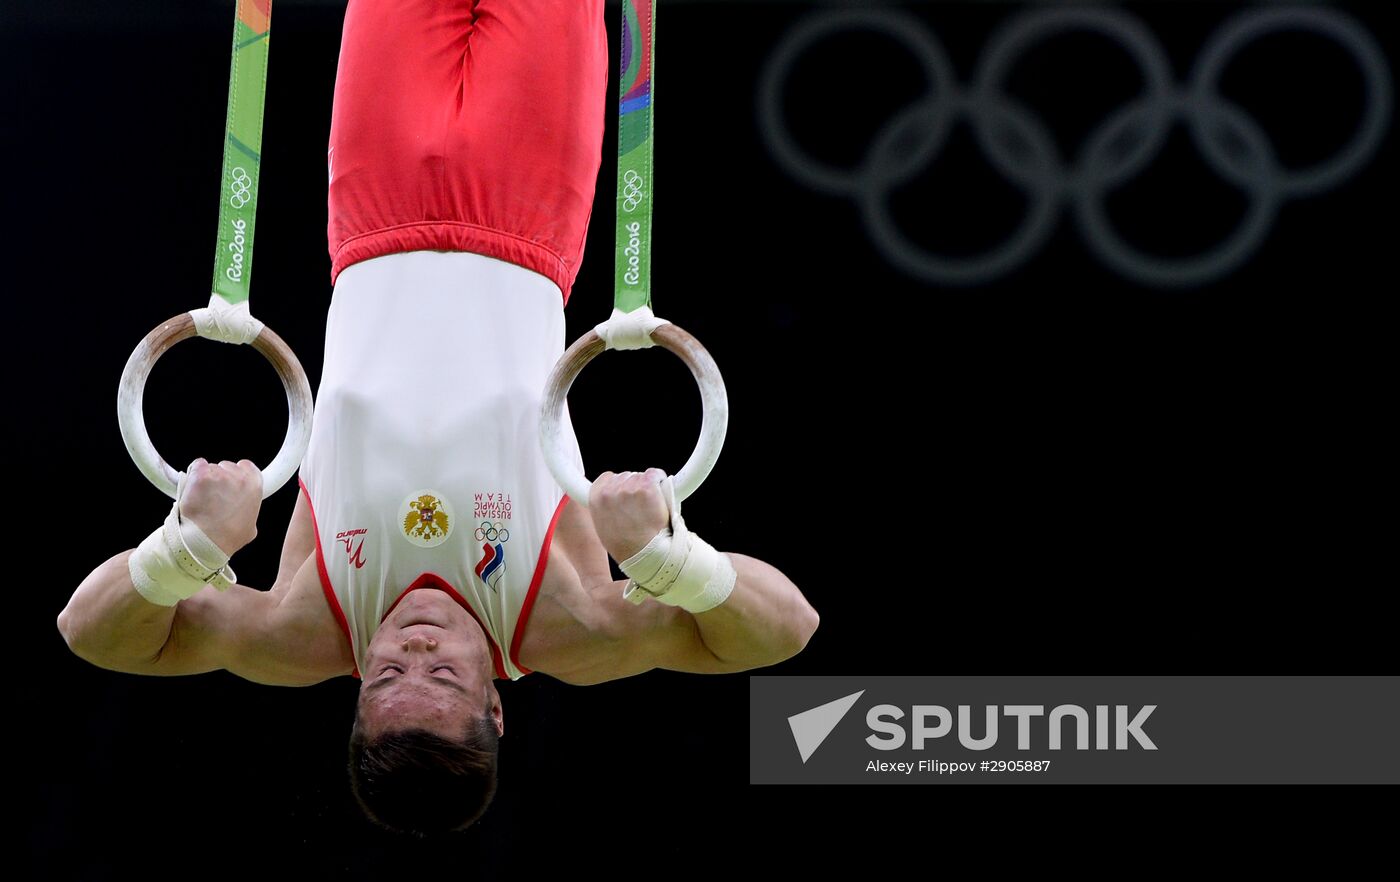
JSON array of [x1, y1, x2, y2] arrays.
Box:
[[58, 0, 818, 836]]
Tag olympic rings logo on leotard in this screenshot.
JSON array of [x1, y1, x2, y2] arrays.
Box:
[[621, 169, 646, 212], [758, 6, 1392, 288], [474, 521, 511, 543], [228, 167, 253, 209]]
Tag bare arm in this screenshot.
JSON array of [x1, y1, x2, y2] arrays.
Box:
[[58, 548, 218, 675], [681, 551, 817, 669], [56, 461, 349, 685], [550, 471, 819, 685]]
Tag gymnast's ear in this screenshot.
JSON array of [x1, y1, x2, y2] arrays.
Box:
[[488, 686, 504, 738]]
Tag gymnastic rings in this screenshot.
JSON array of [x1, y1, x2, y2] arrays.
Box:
[[116, 312, 314, 500], [539, 322, 728, 508]]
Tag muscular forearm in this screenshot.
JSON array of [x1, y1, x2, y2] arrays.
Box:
[[57, 550, 180, 670], [588, 469, 820, 674], [690, 552, 818, 668]]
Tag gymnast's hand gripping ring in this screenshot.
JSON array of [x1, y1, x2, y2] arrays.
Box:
[[117, 312, 314, 500], [540, 321, 728, 508]]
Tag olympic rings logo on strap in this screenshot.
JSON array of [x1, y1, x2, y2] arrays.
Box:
[[758, 6, 1391, 288], [622, 169, 646, 212], [474, 521, 510, 543], [228, 167, 253, 209]]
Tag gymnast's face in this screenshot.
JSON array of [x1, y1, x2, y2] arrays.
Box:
[[357, 588, 504, 739]]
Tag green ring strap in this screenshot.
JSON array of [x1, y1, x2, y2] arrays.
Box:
[[210, 0, 272, 308], [614, 0, 657, 314]]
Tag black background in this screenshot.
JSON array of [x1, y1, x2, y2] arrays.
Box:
[[11, 1, 1394, 876]]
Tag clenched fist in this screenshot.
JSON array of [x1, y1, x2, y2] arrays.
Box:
[[588, 468, 672, 562], [178, 458, 262, 557]]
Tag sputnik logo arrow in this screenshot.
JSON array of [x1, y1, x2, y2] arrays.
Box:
[[787, 690, 865, 763]]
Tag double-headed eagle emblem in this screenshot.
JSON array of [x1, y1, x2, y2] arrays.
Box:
[[403, 493, 450, 542]]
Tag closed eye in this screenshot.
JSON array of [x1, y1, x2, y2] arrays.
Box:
[[365, 666, 472, 697]]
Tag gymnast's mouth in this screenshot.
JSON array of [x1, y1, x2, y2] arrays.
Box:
[[400, 618, 446, 629]]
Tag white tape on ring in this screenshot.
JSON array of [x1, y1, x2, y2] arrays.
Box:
[[593, 305, 671, 351], [191, 294, 265, 345]]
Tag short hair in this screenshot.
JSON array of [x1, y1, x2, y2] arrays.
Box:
[[348, 708, 500, 837]]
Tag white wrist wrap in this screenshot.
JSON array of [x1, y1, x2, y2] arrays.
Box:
[[128, 481, 237, 607], [619, 476, 736, 614]]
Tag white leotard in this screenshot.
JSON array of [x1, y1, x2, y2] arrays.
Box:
[[298, 249, 585, 680]]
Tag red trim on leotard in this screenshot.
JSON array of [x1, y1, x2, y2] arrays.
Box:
[[295, 478, 562, 682], [383, 574, 510, 681], [510, 494, 571, 676], [299, 477, 360, 679]]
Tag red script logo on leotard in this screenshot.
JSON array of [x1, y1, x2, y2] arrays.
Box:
[[336, 528, 368, 569]]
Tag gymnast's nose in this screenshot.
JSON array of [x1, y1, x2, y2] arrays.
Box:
[[401, 634, 438, 652]]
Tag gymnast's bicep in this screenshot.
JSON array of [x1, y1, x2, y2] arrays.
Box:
[[140, 582, 279, 677], [553, 581, 752, 685], [150, 554, 353, 686]]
